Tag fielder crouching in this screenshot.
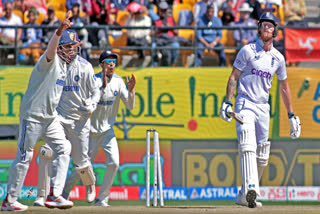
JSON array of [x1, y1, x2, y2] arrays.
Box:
[[219, 12, 301, 208]]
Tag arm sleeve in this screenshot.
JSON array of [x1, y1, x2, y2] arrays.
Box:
[[233, 47, 248, 71], [119, 79, 135, 110], [216, 18, 222, 38], [276, 58, 287, 80], [233, 25, 240, 42], [196, 20, 203, 41], [194, 4, 200, 22]]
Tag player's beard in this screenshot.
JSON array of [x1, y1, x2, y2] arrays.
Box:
[[261, 30, 273, 42]]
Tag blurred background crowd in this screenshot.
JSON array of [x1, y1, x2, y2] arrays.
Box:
[[0, 0, 317, 67]]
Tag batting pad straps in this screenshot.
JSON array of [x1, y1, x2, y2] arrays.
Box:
[[75, 165, 96, 186], [39, 145, 54, 160], [256, 141, 271, 167]]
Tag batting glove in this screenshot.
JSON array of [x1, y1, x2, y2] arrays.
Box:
[[219, 100, 233, 122], [288, 113, 301, 139]]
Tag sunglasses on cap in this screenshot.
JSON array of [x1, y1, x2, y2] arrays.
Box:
[[104, 59, 116, 64]]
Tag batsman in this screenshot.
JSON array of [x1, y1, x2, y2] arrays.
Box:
[[219, 12, 301, 208]]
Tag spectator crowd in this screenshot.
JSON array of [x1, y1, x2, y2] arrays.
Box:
[[0, 0, 308, 67]]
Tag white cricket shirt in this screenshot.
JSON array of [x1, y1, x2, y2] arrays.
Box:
[[90, 72, 135, 133], [20, 51, 67, 122], [233, 39, 287, 104], [56, 56, 100, 120]]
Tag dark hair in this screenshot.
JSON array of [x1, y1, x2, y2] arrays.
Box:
[[207, 5, 214, 10]]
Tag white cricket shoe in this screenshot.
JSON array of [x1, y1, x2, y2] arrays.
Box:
[[1, 197, 28, 211], [86, 185, 96, 203], [33, 196, 45, 207], [236, 190, 262, 208], [94, 198, 109, 207], [44, 195, 73, 209]]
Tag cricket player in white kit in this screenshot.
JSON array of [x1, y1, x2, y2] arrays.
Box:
[[63, 51, 136, 206], [220, 12, 301, 208], [33, 29, 100, 206], [1, 14, 76, 211]]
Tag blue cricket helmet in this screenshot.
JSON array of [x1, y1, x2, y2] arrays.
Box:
[[258, 12, 278, 38]]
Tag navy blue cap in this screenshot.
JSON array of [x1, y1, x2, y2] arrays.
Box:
[[99, 50, 118, 63], [59, 29, 80, 45]]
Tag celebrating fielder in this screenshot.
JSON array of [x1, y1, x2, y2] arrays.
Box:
[[219, 12, 301, 208], [62, 51, 136, 206], [33, 29, 100, 206], [1, 14, 76, 211]]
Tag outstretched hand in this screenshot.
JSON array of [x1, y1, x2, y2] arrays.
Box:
[[57, 11, 73, 35], [126, 74, 136, 93]]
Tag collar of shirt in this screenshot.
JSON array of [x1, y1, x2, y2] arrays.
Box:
[[257, 39, 273, 51]]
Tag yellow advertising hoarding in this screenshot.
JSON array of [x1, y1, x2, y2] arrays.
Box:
[[0, 67, 278, 139], [280, 68, 320, 138]]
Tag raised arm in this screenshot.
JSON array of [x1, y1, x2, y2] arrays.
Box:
[[46, 11, 73, 62], [120, 74, 136, 110]]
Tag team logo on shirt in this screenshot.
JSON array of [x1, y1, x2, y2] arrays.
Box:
[[271, 57, 275, 67], [74, 75, 80, 82], [114, 91, 118, 96], [255, 55, 260, 60], [236, 59, 241, 65]]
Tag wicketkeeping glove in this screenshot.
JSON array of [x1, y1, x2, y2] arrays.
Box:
[[219, 100, 233, 122], [289, 114, 301, 139]]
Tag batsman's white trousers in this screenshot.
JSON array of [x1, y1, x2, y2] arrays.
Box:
[[64, 128, 119, 203], [235, 95, 270, 144], [7, 117, 71, 202], [235, 95, 270, 196]]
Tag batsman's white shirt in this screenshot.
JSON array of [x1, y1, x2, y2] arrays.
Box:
[[91, 72, 135, 133], [57, 55, 100, 120], [20, 51, 67, 122], [234, 39, 287, 104]]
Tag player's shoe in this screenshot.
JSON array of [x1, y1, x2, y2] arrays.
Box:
[[86, 185, 96, 203], [1, 196, 28, 211], [94, 198, 109, 207], [236, 190, 262, 208], [33, 196, 45, 207], [246, 189, 258, 208], [44, 195, 73, 209]]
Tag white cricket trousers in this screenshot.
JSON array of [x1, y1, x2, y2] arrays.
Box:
[[64, 128, 119, 203], [37, 115, 92, 197], [7, 117, 71, 203], [59, 114, 91, 168], [234, 95, 270, 196]]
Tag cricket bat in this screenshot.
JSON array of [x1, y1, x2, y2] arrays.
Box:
[[227, 112, 244, 125]]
